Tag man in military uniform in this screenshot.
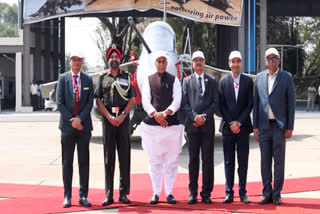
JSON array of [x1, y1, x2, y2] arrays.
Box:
[[95, 44, 136, 206]]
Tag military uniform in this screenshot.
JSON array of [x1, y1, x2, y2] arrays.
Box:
[[95, 70, 135, 200]]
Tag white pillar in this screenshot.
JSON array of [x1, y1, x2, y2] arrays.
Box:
[[15, 52, 33, 112]]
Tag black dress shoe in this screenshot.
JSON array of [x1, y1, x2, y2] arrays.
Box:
[[223, 195, 234, 203], [102, 197, 114, 206], [119, 195, 131, 204], [274, 197, 282, 205], [79, 197, 91, 207], [167, 194, 176, 204], [150, 194, 159, 204], [201, 197, 212, 204], [62, 197, 71, 208], [187, 195, 197, 204], [258, 196, 273, 205], [240, 195, 250, 204]]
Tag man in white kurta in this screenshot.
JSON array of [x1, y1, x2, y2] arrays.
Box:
[[140, 51, 184, 205]]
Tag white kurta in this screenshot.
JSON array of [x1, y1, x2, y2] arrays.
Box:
[[140, 74, 183, 196]]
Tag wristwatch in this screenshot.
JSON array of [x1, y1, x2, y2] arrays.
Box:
[[121, 111, 127, 116], [163, 112, 167, 118]]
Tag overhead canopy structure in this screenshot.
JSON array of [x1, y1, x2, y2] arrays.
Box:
[[23, 0, 244, 26]]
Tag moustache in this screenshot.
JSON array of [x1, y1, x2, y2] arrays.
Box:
[[110, 61, 119, 66], [268, 62, 277, 67]]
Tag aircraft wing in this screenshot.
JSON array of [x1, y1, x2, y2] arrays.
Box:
[[120, 61, 137, 73], [40, 81, 58, 99]]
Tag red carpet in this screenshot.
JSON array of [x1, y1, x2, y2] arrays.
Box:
[[0, 174, 319, 214], [118, 206, 231, 214], [126, 196, 320, 214]]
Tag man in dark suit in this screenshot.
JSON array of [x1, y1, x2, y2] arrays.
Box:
[[219, 51, 253, 204], [182, 50, 219, 204], [56, 51, 94, 208], [253, 48, 295, 205]]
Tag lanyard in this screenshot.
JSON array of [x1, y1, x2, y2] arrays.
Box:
[[232, 76, 239, 89], [71, 72, 81, 94]]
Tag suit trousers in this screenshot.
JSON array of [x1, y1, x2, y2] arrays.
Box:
[[259, 121, 286, 199], [61, 131, 91, 198], [222, 134, 249, 197], [102, 116, 131, 199], [187, 131, 214, 198]]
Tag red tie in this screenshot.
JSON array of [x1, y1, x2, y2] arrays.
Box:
[[72, 75, 80, 116]]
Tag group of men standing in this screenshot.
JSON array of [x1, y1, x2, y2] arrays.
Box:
[[56, 44, 295, 208]]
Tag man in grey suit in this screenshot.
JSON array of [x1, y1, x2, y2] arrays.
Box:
[[253, 48, 295, 205], [182, 51, 219, 204], [56, 51, 94, 208]]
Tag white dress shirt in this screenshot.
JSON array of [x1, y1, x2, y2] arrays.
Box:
[[142, 75, 182, 117], [318, 85, 320, 96], [30, 84, 38, 95], [267, 68, 279, 120], [194, 72, 205, 95], [231, 73, 241, 101]]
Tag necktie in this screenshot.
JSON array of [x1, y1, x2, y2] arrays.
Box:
[[198, 76, 203, 95], [73, 75, 79, 116]]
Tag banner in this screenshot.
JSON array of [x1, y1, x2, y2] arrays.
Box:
[[24, 0, 243, 26]]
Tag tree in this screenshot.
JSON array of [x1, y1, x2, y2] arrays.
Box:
[[267, 16, 305, 76], [95, 17, 144, 68], [300, 17, 320, 77], [0, 2, 18, 37]]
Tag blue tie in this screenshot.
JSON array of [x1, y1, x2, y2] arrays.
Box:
[[198, 76, 203, 95]]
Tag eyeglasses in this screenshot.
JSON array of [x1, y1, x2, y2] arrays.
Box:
[[266, 57, 279, 62], [71, 58, 83, 62]]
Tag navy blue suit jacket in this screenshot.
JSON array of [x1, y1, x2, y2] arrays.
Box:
[[56, 71, 94, 134], [219, 74, 253, 135], [253, 69, 295, 131]]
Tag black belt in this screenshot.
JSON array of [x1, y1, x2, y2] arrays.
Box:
[[269, 119, 276, 123]]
